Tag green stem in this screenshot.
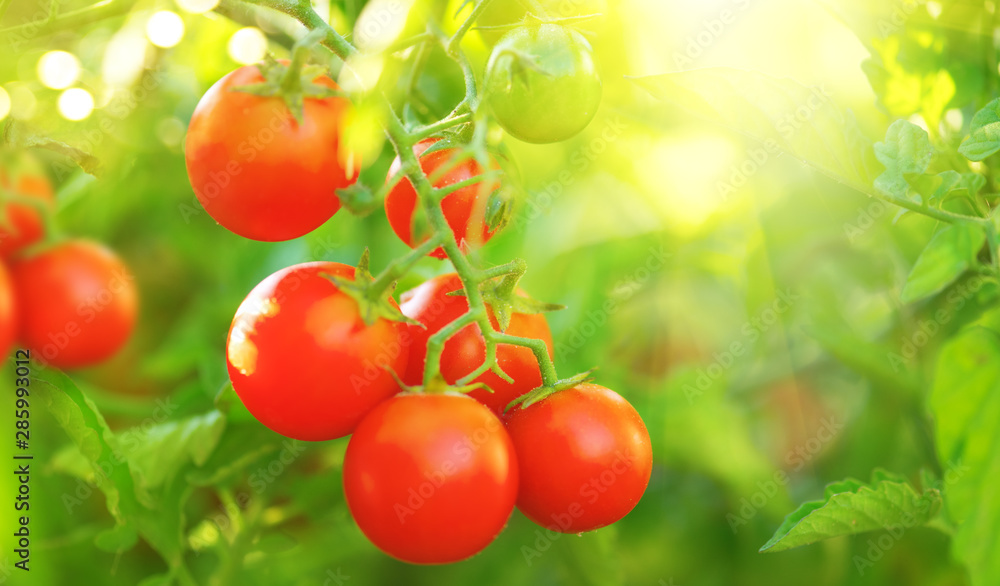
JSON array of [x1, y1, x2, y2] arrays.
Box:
[[280, 28, 324, 94], [491, 331, 557, 385], [424, 310, 481, 386], [493, 257, 527, 298], [412, 112, 473, 142], [447, 0, 499, 56], [876, 190, 986, 226], [389, 31, 434, 54], [0, 0, 138, 43], [479, 259, 527, 280], [368, 233, 446, 295], [434, 169, 502, 198]]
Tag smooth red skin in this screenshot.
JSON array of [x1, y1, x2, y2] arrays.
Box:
[[0, 262, 16, 359], [227, 262, 408, 441], [504, 384, 653, 533], [0, 173, 55, 258], [343, 393, 518, 564], [185, 65, 359, 242], [12, 240, 138, 369], [399, 273, 553, 415], [385, 139, 499, 259]]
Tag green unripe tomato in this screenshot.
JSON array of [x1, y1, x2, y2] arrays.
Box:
[[484, 24, 602, 144]]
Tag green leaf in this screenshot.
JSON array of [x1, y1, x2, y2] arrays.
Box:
[[126, 411, 227, 490], [909, 170, 960, 205], [214, 382, 257, 424], [631, 68, 880, 191], [900, 223, 985, 303], [873, 119, 934, 198], [253, 531, 300, 554], [33, 368, 144, 522], [959, 98, 1000, 161], [95, 522, 139, 553], [555, 528, 623, 586], [137, 574, 172, 586], [804, 324, 922, 394], [930, 320, 1000, 586], [186, 422, 285, 486], [760, 471, 942, 553]]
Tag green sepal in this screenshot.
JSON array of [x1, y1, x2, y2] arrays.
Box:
[[323, 249, 421, 327], [505, 369, 596, 412], [448, 266, 565, 332], [230, 31, 345, 126], [485, 187, 515, 233], [336, 183, 380, 217]]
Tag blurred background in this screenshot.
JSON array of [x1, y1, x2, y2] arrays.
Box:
[[0, 0, 982, 584]]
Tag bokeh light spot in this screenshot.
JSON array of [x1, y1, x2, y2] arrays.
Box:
[[58, 88, 95, 121], [37, 51, 81, 90]]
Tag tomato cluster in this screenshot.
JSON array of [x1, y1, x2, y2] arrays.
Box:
[[225, 262, 651, 563], [197, 20, 629, 566], [0, 159, 138, 368]]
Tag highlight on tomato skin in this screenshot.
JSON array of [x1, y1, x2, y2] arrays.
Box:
[[384, 138, 503, 259], [343, 392, 519, 564], [504, 383, 653, 534], [398, 272, 554, 415], [11, 240, 138, 370], [226, 261, 409, 442], [184, 63, 360, 242]]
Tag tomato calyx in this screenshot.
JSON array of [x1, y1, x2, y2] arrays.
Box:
[[323, 249, 420, 327], [505, 369, 596, 412], [231, 30, 343, 125], [336, 183, 380, 217], [450, 259, 564, 332], [489, 47, 553, 93]]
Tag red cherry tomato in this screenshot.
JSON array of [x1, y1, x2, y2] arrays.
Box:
[[12, 240, 138, 369], [0, 165, 55, 258], [399, 273, 553, 415], [385, 139, 500, 259], [185, 64, 359, 242], [227, 262, 408, 441], [504, 383, 652, 533], [343, 393, 518, 564], [0, 262, 16, 359]]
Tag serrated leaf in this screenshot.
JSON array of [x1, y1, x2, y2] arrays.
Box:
[[909, 170, 960, 205], [760, 472, 941, 553], [900, 223, 985, 303], [930, 319, 1000, 586], [631, 68, 880, 192], [33, 368, 143, 523], [959, 98, 1000, 161], [873, 119, 933, 198], [186, 423, 283, 486], [126, 411, 226, 489]]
